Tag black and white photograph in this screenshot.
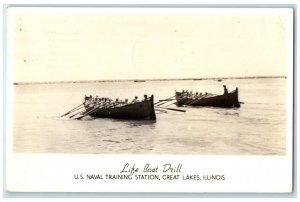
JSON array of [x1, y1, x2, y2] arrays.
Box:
[[5, 6, 294, 193]]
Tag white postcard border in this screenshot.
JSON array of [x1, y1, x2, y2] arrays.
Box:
[[4, 6, 295, 194]]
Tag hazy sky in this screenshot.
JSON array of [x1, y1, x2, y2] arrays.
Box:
[[8, 8, 292, 82]]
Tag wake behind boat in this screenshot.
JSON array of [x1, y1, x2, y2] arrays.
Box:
[[175, 85, 240, 108]]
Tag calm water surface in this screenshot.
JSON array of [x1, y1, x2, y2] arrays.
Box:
[[13, 78, 286, 155]]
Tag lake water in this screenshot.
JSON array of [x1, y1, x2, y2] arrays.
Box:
[[13, 78, 286, 155]]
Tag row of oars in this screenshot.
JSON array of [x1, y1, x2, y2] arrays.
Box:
[[61, 101, 119, 120], [60, 103, 85, 117], [153, 93, 205, 109], [153, 95, 187, 113], [63, 91, 218, 119], [75, 102, 118, 120], [61, 93, 206, 120], [61, 92, 244, 120], [185, 93, 222, 106], [61, 96, 186, 120]]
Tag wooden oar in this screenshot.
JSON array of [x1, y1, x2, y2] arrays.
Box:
[[154, 95, 176, 105], [164, 101, 178, 107], [183, 93, 216, 106], [69, 106, 92, 118], [164, 96, 189, 107], [155, 101, 170, 107], [75, 107, 100, 120], [155, 108, 168, 113], [155, 106, 186, 112], [183, 98, 198, 105], [69, 103, 102, 118], [64, 105, 85, 116], [75, 102, 116, 120], [182, 95, 201, 105], [60, 103, 84, 117], [158, 99, 175, 102], [185, 98, 200, 106]]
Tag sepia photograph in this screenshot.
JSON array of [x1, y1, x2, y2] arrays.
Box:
[[10, 7, 290, 155], [5, 5, 294, 193]]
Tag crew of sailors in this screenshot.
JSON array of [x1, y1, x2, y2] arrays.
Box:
[[83, 95, 149, 107], [180, 85, 228, 98], [180, 90, 212, 98]]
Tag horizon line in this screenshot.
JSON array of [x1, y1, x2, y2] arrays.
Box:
[[14, 75, 286, 85]]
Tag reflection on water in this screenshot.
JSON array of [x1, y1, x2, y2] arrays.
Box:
[[13, 78, 286, 155], [122, 120, 157, 128]]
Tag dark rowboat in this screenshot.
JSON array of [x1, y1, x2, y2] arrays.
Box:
[[175, 88, 240, 108], [84, 95, 156, 120]]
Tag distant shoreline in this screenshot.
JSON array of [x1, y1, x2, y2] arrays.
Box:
[[14, 76, 286, 85]]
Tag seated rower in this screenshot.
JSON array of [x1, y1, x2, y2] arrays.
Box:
[[144, 95, 148, 100], [102, 98, 110, 107], [115, 98, 120, 106], [100, 97, 106, 104], [181, 90, 189, 98], [83, 96, 91, 106], [87, 96, 95, 108], [119, 99, 124, 106], [181, 90, 188, 95], [83, 95, 88, 102], [132, 96, 139, 103], [188, 91, 194, 98]]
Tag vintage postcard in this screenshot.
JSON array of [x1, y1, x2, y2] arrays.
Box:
[[5, 6, 294, 193]]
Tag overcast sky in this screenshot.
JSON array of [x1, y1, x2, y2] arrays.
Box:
[[8, 8, 292, 82]]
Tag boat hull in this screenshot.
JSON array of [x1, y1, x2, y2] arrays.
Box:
[[85, 95, 156, 120], [176, 88, 240, 108]]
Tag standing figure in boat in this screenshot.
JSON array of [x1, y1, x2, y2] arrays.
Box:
[[223, 85, 228, 95]]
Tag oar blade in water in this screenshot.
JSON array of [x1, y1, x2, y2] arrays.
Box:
[[60, 103, 84, 117], [155, 106, 186, 113]]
